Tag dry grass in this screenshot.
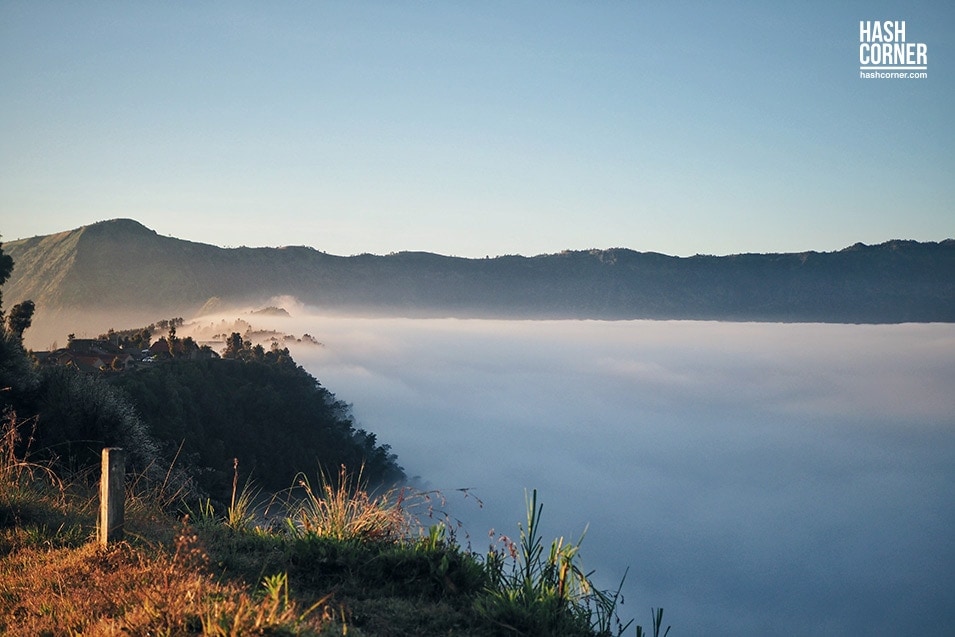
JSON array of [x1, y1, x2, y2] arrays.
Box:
[[0, 522, 335, 636], [291, 464, 409, 543], [0, 411, 64, 507], [0, 412, 337, 635]]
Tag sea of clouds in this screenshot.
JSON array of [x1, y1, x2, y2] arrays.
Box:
[[199, 310, 955, 635]]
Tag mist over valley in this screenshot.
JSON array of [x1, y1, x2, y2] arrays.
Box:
[[173, 309, 955, 636]]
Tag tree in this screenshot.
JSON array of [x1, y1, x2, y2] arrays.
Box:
[[109, 348, 405, 495], [7, 300, 35, 342], [0, 248, 41, 438], [181, 336, 199, 358], [0, 240, 13, 322], [250, 343, 265, 361], [223, 332, 245, 359], [167, 324, 179, 357], [0, 244, 11, 285]]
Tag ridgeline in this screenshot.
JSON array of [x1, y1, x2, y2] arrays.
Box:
[[4, 218, 954, 324]]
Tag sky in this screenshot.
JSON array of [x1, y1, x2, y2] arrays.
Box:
[[1, 1, 953, 258]]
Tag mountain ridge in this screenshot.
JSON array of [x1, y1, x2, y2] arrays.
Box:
[[4, 219, 954, 326]]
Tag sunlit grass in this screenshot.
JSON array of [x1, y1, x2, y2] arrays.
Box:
[[0, 526, 334, 636], [290, 463, 409, 543], [1, 433, 648, 636]]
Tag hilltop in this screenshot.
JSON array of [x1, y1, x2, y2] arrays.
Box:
[[4, 219, 954, 331]]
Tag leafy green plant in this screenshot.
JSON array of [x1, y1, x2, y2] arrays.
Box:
[[477, 489, 615, 636], [199, 497, 221, 525], [377, 522, 490, 601], [589, 567, 634, 636], [260, 572, 290, 607]]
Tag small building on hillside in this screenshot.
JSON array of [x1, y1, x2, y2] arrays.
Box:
[[32, 338, 136, 372]]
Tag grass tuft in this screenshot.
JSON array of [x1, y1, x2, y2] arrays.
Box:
[[476, 489, 609, 636], [290, 464, 408, 544]]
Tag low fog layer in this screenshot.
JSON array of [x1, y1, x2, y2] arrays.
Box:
[[252, 314, 952, 637], [37, 307, 954, 634]]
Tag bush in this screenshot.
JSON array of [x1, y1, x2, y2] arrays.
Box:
[[34, 365, 160, 477]]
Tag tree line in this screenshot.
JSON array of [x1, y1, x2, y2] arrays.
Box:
[[108, 334, 404, 495]]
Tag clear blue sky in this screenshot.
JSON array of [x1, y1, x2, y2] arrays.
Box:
[[2, 1, 952, 257]]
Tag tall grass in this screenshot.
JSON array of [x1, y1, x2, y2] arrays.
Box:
[[636, 607, 671, 637], [0, 524, 334, 635], [2, 446, 652, 636], [0, 409, 78, 550], [0, 410, 63, 501], [477, 489, 632, 636], [290, 463, 408, 543]]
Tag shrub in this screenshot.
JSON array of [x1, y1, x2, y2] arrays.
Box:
[[35, 365, 161, 477]]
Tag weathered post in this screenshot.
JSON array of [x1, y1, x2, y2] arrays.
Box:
[[99, 447, 125, 546]]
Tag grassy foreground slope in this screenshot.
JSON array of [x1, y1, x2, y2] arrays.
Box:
[[0, 418, 641, 636]]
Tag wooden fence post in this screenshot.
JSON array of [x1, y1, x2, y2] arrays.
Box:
[[99, 447, 125, 546]]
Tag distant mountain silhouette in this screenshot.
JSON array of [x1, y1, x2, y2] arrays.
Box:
[[4, 218, 954, 323]]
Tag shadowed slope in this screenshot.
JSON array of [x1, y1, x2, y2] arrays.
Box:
[[4, 219, 954, 326]]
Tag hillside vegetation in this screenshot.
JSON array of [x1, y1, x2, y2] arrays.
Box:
[[108, 344, 403, 497], [2, 323, 403, 503], [0, 241, 651, 636], [0, 421, 644, 636], [6, 219, 954, 326]]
